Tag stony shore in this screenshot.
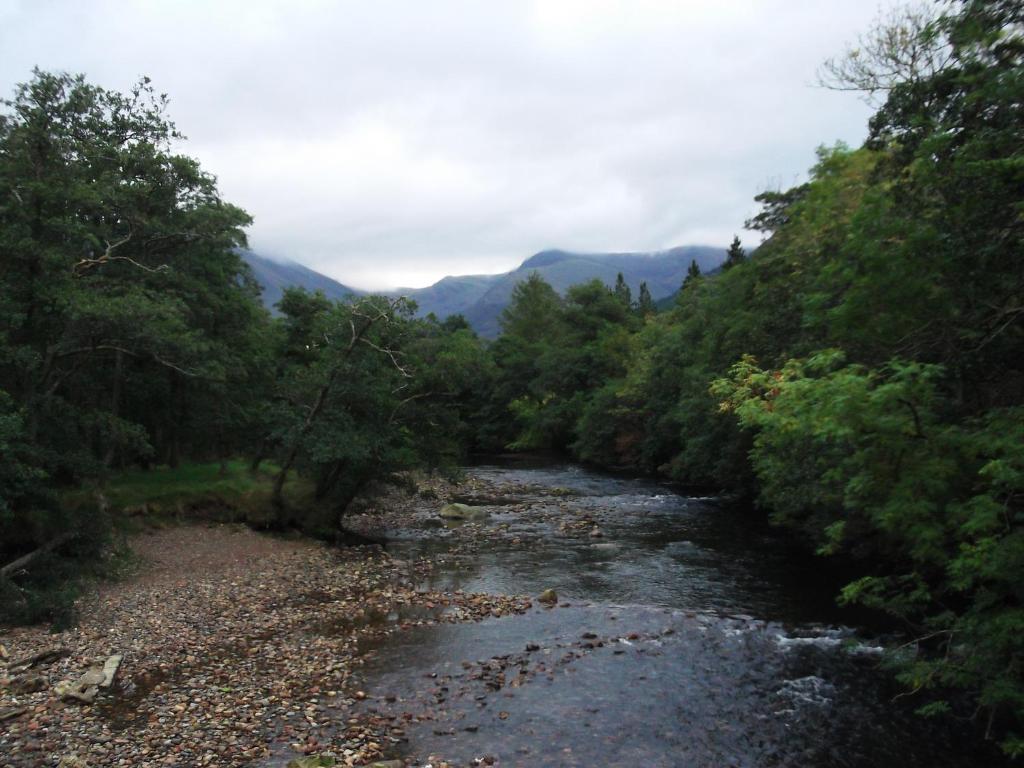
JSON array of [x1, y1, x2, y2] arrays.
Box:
[[0, 481, 533, 768]]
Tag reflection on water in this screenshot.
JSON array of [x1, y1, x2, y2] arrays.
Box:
[[355, 463, 1006, 767]]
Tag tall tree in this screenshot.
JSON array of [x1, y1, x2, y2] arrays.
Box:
[[613, 272, 632, 307], [722, 236, 746, 270], [0, 70, 260, 572], [636, 282, 655, 316], [681, 259, 701, 289]]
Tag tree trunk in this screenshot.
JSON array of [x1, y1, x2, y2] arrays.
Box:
[[315, 460, 345, 501], [103, 349, 124, 468], [1, 533, 75, 578], [270, 303, 395, 515], [250, 438, 268, 473], [167, 371, 182, 468], [272, 367, 340, 511]]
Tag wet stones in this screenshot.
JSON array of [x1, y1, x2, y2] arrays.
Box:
[[537, 589, 558, 605]]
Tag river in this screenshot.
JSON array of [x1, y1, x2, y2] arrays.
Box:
[[350, 461, 1003, 767]]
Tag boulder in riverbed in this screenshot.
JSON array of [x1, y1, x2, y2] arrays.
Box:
[[537, 588, 558, 605]]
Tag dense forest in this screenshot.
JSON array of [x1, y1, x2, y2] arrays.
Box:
[[1, 0, 1021, 756]]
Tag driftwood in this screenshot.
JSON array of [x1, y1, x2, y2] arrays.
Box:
[[8, 646, 70, 670], [0, 706, 27, 722], [56, 654, 123, 704], [99, 654, 123, 687], [1, 532, 75, 578]]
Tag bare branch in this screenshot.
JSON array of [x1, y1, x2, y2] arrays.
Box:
[[72, 232, 171, 276], [53, 344, 214, 380], [360, 337, 411, 377], [817, 3, 952, 105]]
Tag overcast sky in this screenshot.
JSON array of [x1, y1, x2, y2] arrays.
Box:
[[0, 1, 892, 289]]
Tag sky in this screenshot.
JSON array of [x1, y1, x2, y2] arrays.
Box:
[[0, 1, 892, 290]]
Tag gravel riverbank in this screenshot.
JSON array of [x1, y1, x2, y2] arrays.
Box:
[[0, 517, 530, 768]]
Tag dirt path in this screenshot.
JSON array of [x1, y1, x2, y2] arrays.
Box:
[[0, 524, 528, 767]]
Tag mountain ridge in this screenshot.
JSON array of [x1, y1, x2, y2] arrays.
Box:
[[242, 245, 727, 334], [240, 250, 361, 312], [401, 245, 726, 336]]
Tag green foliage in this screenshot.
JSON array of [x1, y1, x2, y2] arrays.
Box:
[[489, 276, 638, 453], [718, 354, 1024, 747], [262, 289, 490, 530]]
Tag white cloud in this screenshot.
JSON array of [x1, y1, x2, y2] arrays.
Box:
[[0, 0, 891, 289]]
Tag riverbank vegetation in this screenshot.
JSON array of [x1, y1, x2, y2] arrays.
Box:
[[1, 0, 1020, 754]]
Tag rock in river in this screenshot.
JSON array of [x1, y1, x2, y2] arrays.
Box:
[[538, 588, 558, 605]]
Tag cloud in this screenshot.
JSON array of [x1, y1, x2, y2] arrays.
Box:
[[0, 0, 889, 289]]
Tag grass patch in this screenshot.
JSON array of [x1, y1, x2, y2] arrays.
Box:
[[91, 460, 277, 509], [64, 460, 330, 532]]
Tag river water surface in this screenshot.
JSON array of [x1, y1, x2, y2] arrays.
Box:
[[353, 462, 1001, 767]]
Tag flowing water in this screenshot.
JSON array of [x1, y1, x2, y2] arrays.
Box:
[[353, 461, 1003, 767]]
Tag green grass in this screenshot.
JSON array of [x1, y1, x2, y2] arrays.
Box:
[[98, 460, 276, 509], [63, 460, 321, 530]]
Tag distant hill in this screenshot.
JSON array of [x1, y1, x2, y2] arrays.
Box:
[[397, 273, 499, 320], [241, 245, 727, 334], [240, 250, 360, 312], [401, 245, 726, 337]]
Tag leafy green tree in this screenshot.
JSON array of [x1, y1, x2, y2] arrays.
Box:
[[485, 274, 565, 448], [0, 70, 257, 478], [0, 70, 260, 581], [268, 293, 413, 513]]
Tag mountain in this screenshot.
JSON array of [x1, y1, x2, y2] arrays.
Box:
[[398, 273, 500, 319], [402, 245, 726, 337], [240, 250, 360, 311], [241, 245, 727, 334]]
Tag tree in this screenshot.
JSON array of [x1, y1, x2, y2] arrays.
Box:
[[0, 70, 256, 507], [0, 70, 264, 621], [636, 282, 656, 316], [722, 236, 746, 270], [0, 71, 257, 476], [817, 3, 950, 105], [682, 259, 701, 289], [614, 272, 632, 307], [268, 293, 414, 517]]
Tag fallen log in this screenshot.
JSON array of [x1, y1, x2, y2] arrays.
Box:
[[55, 654, 123, 705], [1, 532, 75, 578]]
